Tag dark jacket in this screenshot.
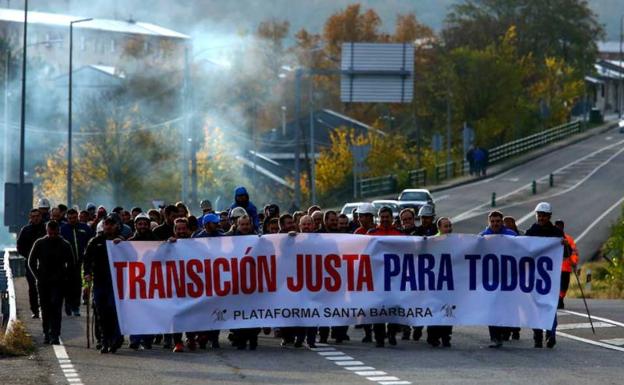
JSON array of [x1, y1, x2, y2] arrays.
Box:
[[230, 186, 259, 229], [193, 229, 224, 238], [128, 230, 158, 241], [28, 236, 74, 285], [83, 234, 114, 291], [413, 224, 438, 236], [60, 222, 94, 265], [152, 222, 174, 241], [525, 222, 571, 258], [17, 223, 46, 258]]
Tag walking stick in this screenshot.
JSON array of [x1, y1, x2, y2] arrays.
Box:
[[572, 269, 595, 335], [86, 283, 91, 348]]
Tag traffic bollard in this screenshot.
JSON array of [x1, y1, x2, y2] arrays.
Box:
[[491, 192, 496, 207], [585, 268, 592, 293], [532, 180, 537, 195], [549, 173, 554, 187]]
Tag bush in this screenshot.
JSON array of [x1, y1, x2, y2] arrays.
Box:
[[0, 320, 35, 356]]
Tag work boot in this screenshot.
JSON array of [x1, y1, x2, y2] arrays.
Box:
[[388, 334, 397, 346], [546, 336, 556, 348], [50, 337, 60, 345], [129, 342, 140, 350], [534, 339, 543, 348], [412, 327, 422, 341], [43, 334, 50, 344]]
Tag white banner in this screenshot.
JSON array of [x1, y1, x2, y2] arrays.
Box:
[[106, 233, 563, 335]]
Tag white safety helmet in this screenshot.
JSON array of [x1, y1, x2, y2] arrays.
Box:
[[535, 202, 552, 214], [229, 207, 248, 220], [357, 203, 376, 216], [37, 198, 51, 209], [134, 212, 151, 224], [418, 204, 435, 217]]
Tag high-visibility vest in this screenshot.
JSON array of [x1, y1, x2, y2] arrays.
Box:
[[562, 233, 579, 273]]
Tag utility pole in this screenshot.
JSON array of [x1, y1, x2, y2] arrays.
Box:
[[617, 15, 624, 119], [182, 46, 190, 203], [67, 17, 92, 208], [18, 0, 27, 188], [309, 75, 316, 205], [446, 91, 452, 177], [294, 68, 302, 209]]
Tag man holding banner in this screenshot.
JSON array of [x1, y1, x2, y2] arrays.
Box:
[[525, 202, 570, 349]]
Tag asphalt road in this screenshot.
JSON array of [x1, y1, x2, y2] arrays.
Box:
[[13, 276, 624, 385], [6, 126, 624, 385], [433, 126, 624, 261]]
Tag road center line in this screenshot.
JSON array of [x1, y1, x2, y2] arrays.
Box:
[[313, 344, 411, 384], [52, 341, 85, 385]]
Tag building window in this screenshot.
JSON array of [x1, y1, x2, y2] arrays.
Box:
[[110, 39, 116, 53]]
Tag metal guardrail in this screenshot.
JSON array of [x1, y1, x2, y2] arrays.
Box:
[[488, 120, 582, 164], [435, 161, 456, 182], [408, 168, 427, 187], [1, 248, 18, 333], [366, 120, 584, 194], [359, 175, 397, 197]]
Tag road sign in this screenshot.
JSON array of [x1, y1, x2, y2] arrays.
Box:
[[341, 43, 414, 103], [4, 182, 33, 232]]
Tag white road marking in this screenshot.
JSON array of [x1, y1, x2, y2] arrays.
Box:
[[334, 360, 365, 366], [314, 345, 411, 384], [511, 145, 624, 226], [558, 332, 624, 353], [601, 338, 624, 346], [326, 355, 355, 360], [453, 138, 624, 223], [318, 351, 344, 356], [52, 340, 85, 385], [379, 382, 412, 385], [560, 310, 624, 328], [356, 371, 388, 376], [434, 194, 449, 202], [574, 196, 624, 242], [557, 322, 615, 330], [367, 376, 400, 381]]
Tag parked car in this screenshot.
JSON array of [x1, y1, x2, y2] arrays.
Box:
[[397, 189, 434, 213], [371, 200, 401, 217], [340, 202, 366, 221]]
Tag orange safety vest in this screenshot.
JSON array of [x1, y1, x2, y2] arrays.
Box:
[[562, 233, 579, 273]]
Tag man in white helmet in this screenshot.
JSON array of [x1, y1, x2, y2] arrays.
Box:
[[354, 203, 376, 235], [525, 202, 570, 349], [38, 198, 51, 222]]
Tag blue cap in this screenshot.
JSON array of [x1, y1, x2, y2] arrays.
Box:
[[202, 213, 220, 226]]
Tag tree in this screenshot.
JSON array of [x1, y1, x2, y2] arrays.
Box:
[[443, 0, 604, 74], [35, 96, 179, 208]]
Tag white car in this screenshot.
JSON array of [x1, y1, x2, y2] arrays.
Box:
[[340, 202, 365, 221], [397, 189, 434, 212], [371, 200, 401, 217]]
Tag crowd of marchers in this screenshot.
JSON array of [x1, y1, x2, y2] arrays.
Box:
[[17, 186, 578, 354]]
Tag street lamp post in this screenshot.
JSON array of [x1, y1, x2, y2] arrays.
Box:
[[67, 17, 92, 208], [617, 15, 624, 119], [18, 0, 27, 188]]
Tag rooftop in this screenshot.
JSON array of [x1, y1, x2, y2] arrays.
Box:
[[0, 8, 189, 39]]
